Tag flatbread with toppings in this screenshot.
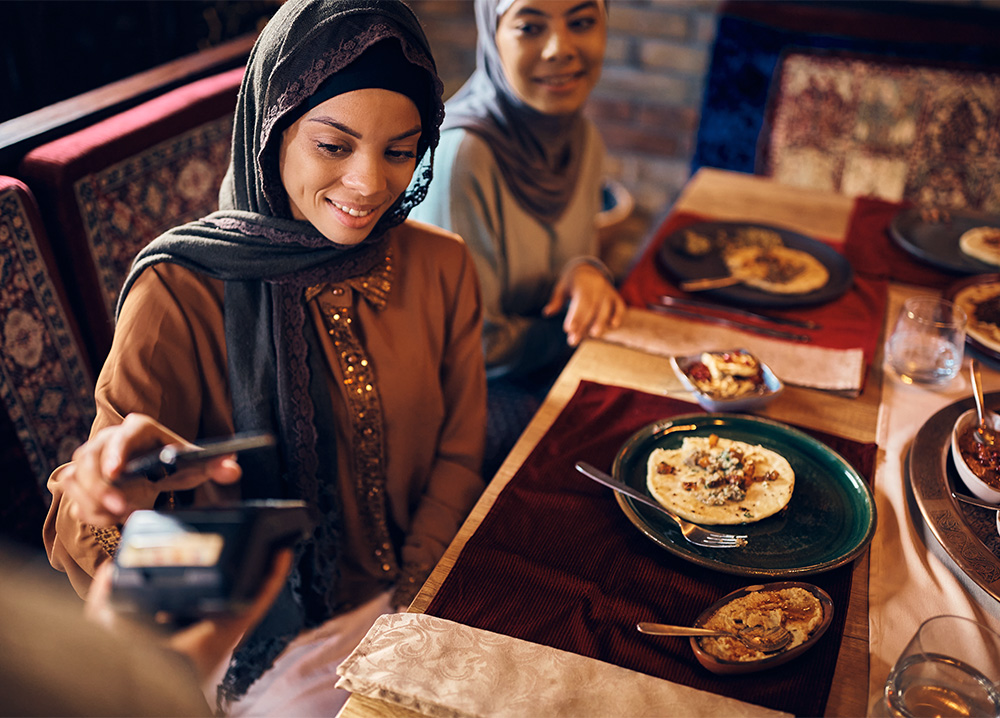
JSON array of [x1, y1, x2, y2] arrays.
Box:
[[646, 434, 794, 525], [959, 226, 1000, 267], [723, 246, 829, 295], [953, 281, 1000, 354]]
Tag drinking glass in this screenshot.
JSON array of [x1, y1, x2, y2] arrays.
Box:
[[886, 297, 967, 385], [872, 615, 1000, 718]]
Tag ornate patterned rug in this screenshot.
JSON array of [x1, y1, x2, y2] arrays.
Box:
[[760, 51, 1000, 214]]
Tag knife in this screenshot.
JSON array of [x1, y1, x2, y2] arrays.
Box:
[[647, 303, 812, 343], [657, 295, 820, 330]]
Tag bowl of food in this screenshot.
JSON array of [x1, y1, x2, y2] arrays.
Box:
[[689, 581, 833, 675], [951, 408, 1000, 505], [670, 349, 783, 412]]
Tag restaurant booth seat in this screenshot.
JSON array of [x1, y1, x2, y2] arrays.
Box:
[[692, 0, 1000, 211], [0, 176, 95, 549], [17, 66, 243, 371], [758, 51, 1000, 214]]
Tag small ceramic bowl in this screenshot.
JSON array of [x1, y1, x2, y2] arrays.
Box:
[[689, 581, 834, 675], [670, 349, 783, 412], [950, 409, 1000, 505]]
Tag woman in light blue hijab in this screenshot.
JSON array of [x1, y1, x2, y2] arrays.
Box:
[[411, 0, 622, 477]]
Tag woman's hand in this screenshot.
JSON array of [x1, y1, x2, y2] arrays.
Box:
[[64, 413, 242, 526], [542, 261, 625, 346]]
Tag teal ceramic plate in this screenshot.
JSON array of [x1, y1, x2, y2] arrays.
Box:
[[611, 414, 876, 577]]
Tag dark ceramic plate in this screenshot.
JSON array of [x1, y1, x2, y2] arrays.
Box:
[[611, 414, 876, 577], [890, 207, 1000, 275], [655, 221, 854, 308], [908, 394, 1000, 602]]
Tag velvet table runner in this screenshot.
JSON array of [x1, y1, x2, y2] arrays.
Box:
[[425, 381, 877, 717]]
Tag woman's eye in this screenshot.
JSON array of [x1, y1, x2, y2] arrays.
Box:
[[569, 16, 597, 32], [317, 142, 348, 156], [386, 148, 417, 162], [515, 22, 544, 37]]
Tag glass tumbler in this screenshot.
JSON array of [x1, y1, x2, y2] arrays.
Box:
[[886, 296, 967, 385], [872, 615, 1000, 718]]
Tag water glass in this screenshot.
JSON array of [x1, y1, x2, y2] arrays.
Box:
[[886, 297, 967, 385], [872, 615, 1000, 718]]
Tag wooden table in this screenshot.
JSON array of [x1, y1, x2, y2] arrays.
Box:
[[340, 168, 882, 718]]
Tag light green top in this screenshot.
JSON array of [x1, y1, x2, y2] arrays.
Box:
[[411, 121, 606, 377]]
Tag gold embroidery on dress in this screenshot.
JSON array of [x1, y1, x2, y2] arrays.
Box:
[[314, 252, 397, 577], [90, 524, 121, 557]]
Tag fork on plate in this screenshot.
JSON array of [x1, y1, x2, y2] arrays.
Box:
[[574, 461, 749, 549]]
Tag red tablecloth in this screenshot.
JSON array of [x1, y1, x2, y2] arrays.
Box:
[[619, 209, 889, 365], [426, 380, 877, 717], [843, 196, 961, 290]]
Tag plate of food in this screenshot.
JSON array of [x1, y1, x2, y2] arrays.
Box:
[[688, 581, 834, 675], [670, 348, 783, 412], [908, 393, 1000, 603], [946, 274, 1000, 362], [610, 414, 876, 576], [655, 221, 853, 308], [890, 207, 1000, 275]]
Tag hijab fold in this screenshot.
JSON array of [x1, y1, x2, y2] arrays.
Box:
[[441, 0, 590, 223], [115, 0, 444, 705]]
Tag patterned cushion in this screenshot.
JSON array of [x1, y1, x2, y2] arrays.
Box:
[[18, 67, 242, 369], [760, 52, 1000, 213], [691, 2, 1000, 179], [0, 176, 95, 546]]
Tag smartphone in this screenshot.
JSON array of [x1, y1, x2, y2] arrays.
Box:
[[122, 432, 275, 482], [110, 500, 315, 623]]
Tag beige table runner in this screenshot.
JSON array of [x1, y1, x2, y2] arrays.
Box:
[[601, 308, 866, 393], [336, 613, 789, 718]]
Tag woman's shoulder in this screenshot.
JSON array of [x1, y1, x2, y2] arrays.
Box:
[[396, 219, 467, 252], [438, 127, 499, 175]]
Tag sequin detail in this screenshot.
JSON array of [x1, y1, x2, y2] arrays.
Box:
[[90, 524, 121, 556], [315, 252, 397, 577]]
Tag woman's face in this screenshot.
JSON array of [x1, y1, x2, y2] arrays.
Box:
[[279, 88, 422, 245], [495, 0, 606, 116]]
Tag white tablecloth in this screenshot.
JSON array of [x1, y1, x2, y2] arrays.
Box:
[[868, 289, 1000, 713]]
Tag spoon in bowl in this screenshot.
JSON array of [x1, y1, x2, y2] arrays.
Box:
[[636, 622, 793, 653], [971, 359, 999, 447]]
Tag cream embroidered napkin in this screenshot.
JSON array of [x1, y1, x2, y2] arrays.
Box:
[[601, 308, 866, 394], [336, 613, 790, 718]]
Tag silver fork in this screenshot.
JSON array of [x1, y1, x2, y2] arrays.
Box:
[[574, 461, 749, 549]]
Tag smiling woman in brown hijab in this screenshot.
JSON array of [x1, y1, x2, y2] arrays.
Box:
[[42, 0, 487, 711]]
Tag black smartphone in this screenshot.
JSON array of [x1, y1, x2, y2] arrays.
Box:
[[122, 432, 275, 482], [110, 500, 315, 623]]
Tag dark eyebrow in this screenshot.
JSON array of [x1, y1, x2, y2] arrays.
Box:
[[566, 1, 600, 15], [512, 1, 599, 19], [307, 117, 422, 142]]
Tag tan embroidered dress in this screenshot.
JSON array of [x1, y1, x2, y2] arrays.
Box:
[[44, 221, 487, 610]]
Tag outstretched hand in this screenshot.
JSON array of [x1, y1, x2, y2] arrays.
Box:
[[64, 413, 242, 526], [542, 261, 625, 346]]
